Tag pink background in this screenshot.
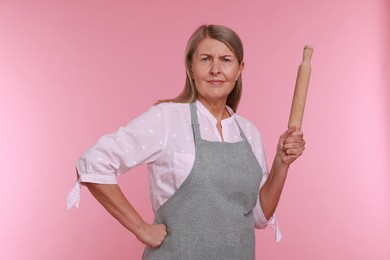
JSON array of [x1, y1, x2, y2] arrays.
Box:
[[1, 0, 389, 259]]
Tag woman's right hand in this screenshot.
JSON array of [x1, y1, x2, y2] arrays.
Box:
[[85, 183, 168, 249], [135, 222, 168, 249]]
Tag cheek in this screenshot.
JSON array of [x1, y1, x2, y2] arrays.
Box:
[[192, 66, 207, 80], [222, 65, 240, 79], [226, 69, 240, 81]]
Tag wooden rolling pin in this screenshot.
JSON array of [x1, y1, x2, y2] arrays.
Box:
[[288, 45, 313, 130]]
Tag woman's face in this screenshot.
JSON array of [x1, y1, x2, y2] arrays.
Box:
[[191, 37, 244, 105]]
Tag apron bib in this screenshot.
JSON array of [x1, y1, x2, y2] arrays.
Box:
[[143, 102, 262, 259]]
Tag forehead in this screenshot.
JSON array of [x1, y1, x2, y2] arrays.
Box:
[[195, 37, 234, 56]]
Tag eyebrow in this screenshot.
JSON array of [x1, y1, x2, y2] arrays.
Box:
[[199, 53, 234, 57]]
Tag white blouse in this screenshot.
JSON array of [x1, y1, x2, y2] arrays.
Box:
[[67, 100, 282, 242]]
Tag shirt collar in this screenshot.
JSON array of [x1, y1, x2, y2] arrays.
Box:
[[195, 100, 235, 124]]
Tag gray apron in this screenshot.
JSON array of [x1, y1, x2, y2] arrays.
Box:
[[143, 102, 262, 259]]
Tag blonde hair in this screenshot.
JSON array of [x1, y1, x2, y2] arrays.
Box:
[[157, 24, 244, 112]]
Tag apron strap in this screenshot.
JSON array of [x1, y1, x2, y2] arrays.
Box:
[[190, 102, 249, 144], [190, 102, 201, 143], [234, 118, 249, 143]]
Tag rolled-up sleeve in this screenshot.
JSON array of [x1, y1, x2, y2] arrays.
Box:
[[67, 105, 168, 209]]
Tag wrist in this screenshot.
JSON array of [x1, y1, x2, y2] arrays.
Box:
[[132, 219, 148, 239], [273, 155, 290, 171]]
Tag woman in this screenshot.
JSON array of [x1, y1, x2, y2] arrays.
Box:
[[67, 24, 305, 259]]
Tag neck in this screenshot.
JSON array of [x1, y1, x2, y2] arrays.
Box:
[[198, 97, 229, 122]]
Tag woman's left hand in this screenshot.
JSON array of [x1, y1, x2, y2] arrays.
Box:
[[276, 126, 305, 166]]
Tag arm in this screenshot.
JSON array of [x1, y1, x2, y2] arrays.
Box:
[[66, 105, 171, 246], [259, 126, 305, 220], [85, 182, 167, 248]]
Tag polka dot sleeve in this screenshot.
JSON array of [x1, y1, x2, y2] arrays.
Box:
[[67, 104, 168, 208]]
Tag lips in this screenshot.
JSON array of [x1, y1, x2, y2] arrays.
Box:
[[207, 80, 225, 85]]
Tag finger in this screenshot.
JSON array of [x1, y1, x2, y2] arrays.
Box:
[[283, 142, 305, 151], [279, 127, 297, 147], [163, 226, 168, 237], [284, 134, 305, 144], [282, 126, 297, 138], [284, 140, 305, 150], [285, 147, 305, 156], [291, 130, 303, 137]]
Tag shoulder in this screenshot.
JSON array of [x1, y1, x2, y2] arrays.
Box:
[[153, 102, 190, 110], [150, 102, 191, 118], [233, 113, 265, 145], [234, 113, 260, 134], [123, 102, 188, 128], [234, 113, 268, 174]]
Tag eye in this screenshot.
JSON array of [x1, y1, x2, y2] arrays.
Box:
[[222, 57, 232, 62], [200, 56, 210, 62]]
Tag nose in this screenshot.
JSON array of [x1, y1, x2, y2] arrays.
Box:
[[209, 61, 221, 75]]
